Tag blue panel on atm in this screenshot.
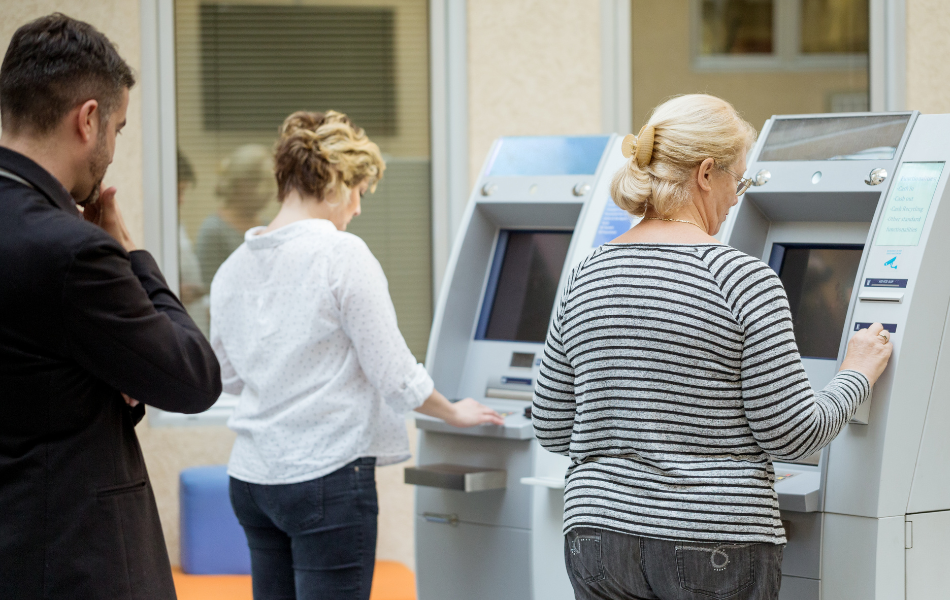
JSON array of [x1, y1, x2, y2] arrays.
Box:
[[592, 200, 634, 247], [855, 322, 898, 333], [865, 278, 908, 288], [486, 136, 611, 176]]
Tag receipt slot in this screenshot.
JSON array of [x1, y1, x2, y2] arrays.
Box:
[[719, 112, 950, 600]]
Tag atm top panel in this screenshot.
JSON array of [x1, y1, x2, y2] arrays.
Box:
[[758, 114, 912, 162], [485, 136, 611, 176]]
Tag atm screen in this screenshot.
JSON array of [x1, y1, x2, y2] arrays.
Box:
[[770, 244, 864, 359], [476, 230, 573, 343]]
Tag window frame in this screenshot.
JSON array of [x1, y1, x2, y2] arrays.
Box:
[[690, 0, 871, 72]]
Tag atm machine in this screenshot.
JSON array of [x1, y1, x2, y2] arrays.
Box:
[[410, 113, 950, 600], [717, 111, 950, 600], [406, 134, 632, 600]]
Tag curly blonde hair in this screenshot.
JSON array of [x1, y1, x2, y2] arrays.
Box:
[[274, 110, 385, 203], [611, 94, 756, 217]]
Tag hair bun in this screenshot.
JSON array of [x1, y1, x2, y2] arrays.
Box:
[[280, 111, 327, 141]]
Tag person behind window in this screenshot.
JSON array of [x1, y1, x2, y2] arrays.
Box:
[[532, 94, 892, 600], [0, 14, 221, 598], [196, 143, 274, 283], [210, 110, 504, 600], [177, 148, 209, 334]]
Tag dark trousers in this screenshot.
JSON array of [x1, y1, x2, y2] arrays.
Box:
[[565, 527, 784, 600], [229, 458, 378, 600]]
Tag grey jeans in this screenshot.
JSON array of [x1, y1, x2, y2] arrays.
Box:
[[565, 528, 784, 600]]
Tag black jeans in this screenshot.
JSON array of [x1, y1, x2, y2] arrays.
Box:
[[565, 528, 784, 600], [229, 458, 378, 600]]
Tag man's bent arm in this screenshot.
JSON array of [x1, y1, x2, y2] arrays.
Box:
[[62, 236, 221, 413]]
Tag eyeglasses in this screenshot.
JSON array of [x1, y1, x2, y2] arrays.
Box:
[[720, 165, 753, 197]]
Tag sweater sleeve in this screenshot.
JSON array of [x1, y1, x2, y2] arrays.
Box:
[[532, 267, 578, 456], [715, 250, 871, 462]]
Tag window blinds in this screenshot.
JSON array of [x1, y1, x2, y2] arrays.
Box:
[[175, 0, 432, 361]]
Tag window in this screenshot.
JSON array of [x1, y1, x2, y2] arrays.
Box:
[[167, 0, 432, 423], [701, 0, 774, 55], [694, 0, 869, 72], [198, 4, 397, 134], [632, 0, 869, 134]]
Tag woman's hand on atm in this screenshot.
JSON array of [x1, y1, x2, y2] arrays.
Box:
[[839, 322, 893, 385], [415, 389, 505, 427], [444, 398, 506, 428]]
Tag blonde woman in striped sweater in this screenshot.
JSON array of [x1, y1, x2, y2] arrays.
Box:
[[533, 94, 891, 600]]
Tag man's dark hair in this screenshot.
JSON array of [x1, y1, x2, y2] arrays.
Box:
[[0, 13, 135, 135]]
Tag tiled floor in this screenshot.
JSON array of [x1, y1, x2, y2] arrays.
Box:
[[172, 561, 416, 600]]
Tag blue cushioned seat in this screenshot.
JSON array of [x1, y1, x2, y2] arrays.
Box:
[[179, 465, 251, 574]]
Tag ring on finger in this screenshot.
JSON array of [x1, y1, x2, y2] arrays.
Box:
[[878, 331, 890, 343]]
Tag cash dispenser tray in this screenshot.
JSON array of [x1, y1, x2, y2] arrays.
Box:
[[405, 463, 507, 492]]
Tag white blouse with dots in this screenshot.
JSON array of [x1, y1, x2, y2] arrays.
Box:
[[210, 219, 434, 485]]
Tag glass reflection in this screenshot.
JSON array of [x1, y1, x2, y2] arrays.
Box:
[[196, 145, 276, 285], [701, 0, 774, 55], [801, 0, 869, 54], [777, 246, 863, 359]]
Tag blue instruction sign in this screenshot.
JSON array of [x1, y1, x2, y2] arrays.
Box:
[[592, 200, 633, 247]]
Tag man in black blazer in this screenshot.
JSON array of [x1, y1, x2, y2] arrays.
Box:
[[0, 14, 222, 599]]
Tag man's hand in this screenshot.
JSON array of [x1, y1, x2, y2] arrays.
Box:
[[82, 186, 136, 252]]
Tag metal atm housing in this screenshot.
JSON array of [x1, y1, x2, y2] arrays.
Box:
[[719, 111, 950, 599], [412, 113, 950, 600], [409, 135, 625, 600]]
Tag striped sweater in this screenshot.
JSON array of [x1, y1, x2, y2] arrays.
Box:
[[532, 243, 870, 544]]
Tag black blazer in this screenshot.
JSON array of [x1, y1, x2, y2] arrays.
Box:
[[0, 147, 222, 599]]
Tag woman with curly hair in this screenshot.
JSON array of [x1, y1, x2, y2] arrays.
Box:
[[210, 110, 502, 600]]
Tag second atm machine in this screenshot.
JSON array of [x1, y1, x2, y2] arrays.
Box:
[[405, 134, 630, 600]]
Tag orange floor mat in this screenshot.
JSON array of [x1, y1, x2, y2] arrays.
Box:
[[172, 561, 416, 600]]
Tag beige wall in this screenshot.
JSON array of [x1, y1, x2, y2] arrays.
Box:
[[905, 0, 950, 114], [467, 0, 604, 183], [0, 1, 144, 243]]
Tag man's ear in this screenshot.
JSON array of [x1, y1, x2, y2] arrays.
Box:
[[696, 157, 715, 193], [76, 99, 99, 144]]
